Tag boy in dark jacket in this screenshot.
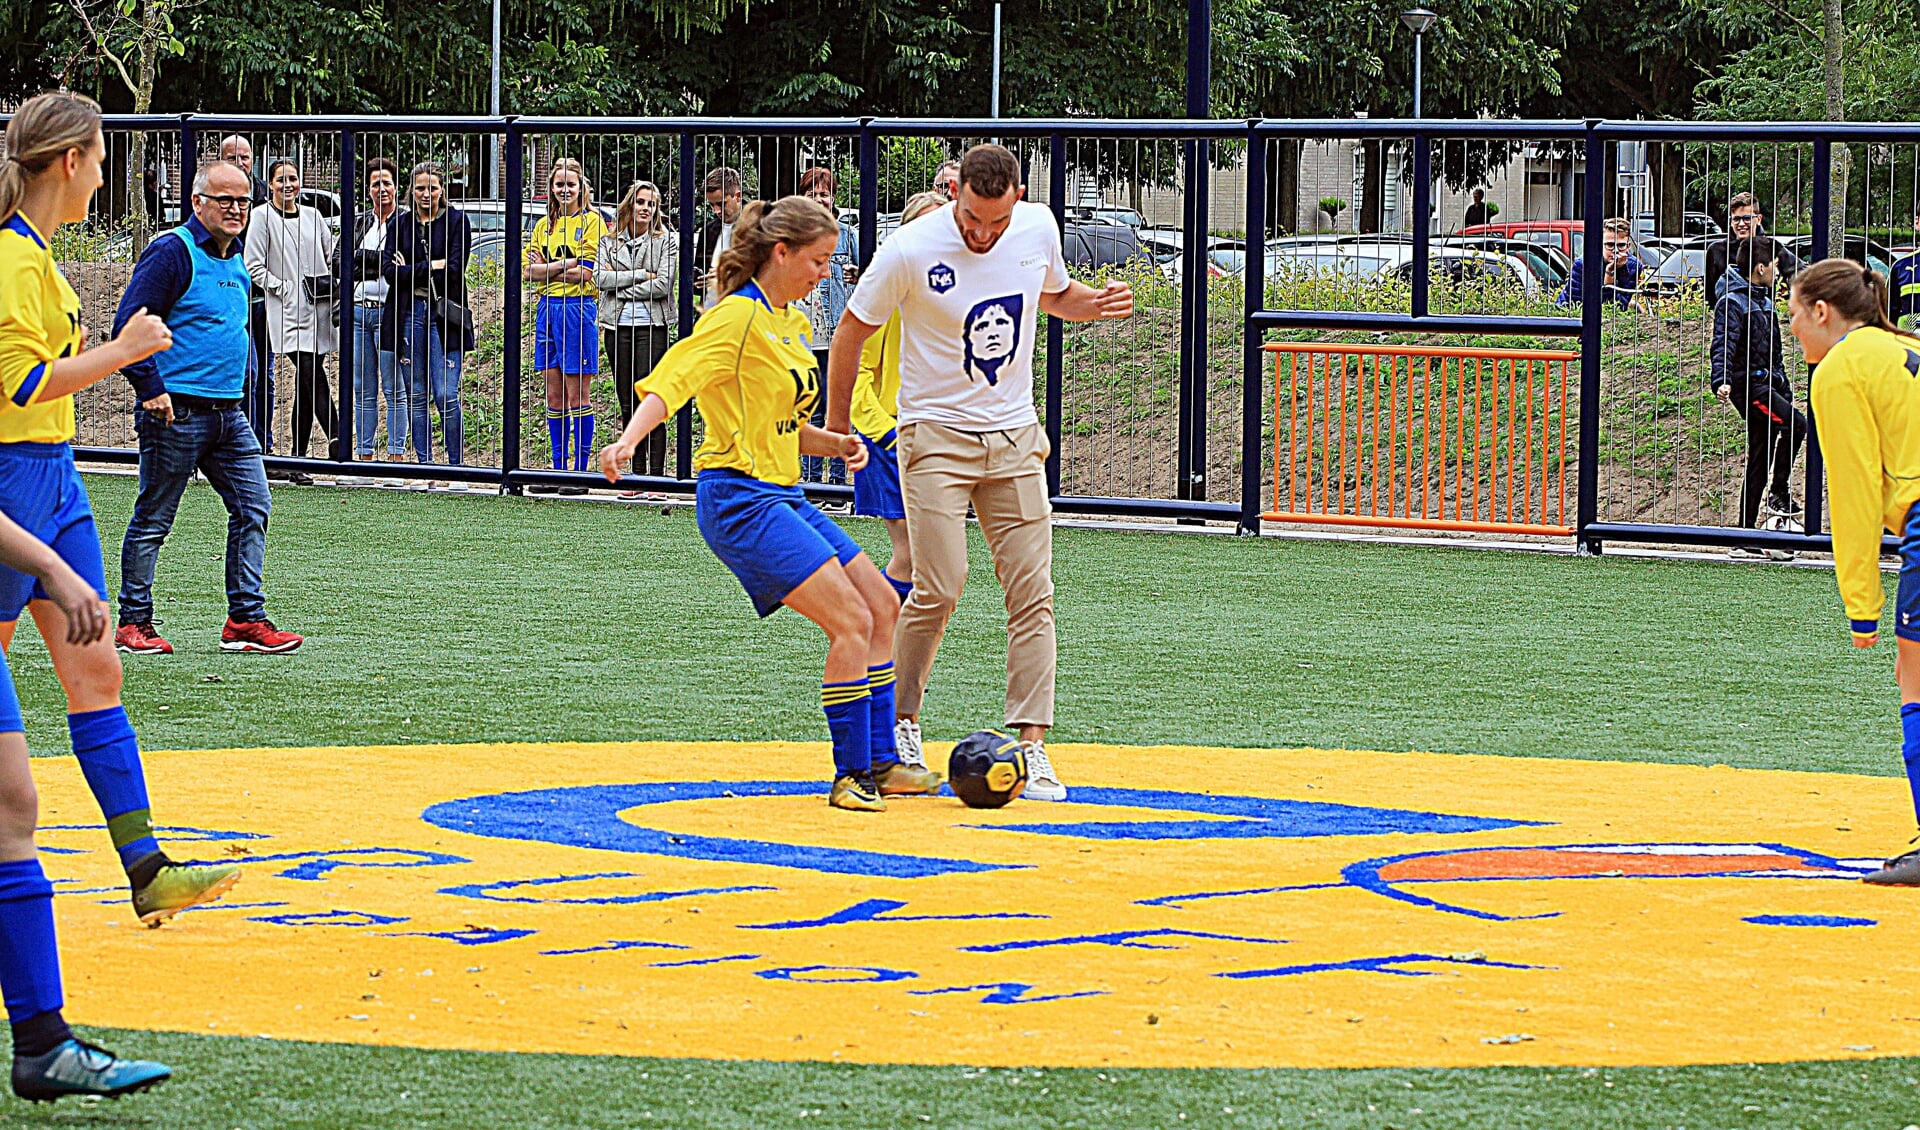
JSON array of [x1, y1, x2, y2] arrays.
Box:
[[1711, 234, 1807, 537]]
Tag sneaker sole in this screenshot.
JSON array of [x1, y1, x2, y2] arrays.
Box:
[[828, 795, 887, 812], [879, 781, 944, 797], [1023, 781, 1069, 802], [137, 868, 241, 928], [18, 1074, 171, 1102], [219, 639, 303, 653], [114, 644, 171, 656]]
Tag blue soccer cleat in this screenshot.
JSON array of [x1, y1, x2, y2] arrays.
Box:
[[11, 1038, 171, 1102]]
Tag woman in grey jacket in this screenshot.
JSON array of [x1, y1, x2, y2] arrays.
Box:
[[596, 179, 678, 490], [246, 158, 339, 465]]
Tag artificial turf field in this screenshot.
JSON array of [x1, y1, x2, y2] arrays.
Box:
[[7, 471, 1920, 1128]]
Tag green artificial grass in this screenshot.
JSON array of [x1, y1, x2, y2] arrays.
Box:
[[4, 473, 1913, 1128]]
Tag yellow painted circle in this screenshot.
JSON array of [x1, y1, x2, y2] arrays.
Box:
[[37, 742, 1920, 1068]]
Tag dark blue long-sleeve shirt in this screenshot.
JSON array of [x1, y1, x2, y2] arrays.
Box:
[[113, 215, 246, 402], [1554, 255, 1641, 309]]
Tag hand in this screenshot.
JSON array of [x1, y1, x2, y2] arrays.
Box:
[[839, 432, 869, 473], [141, 392, 174, 426], [1854, 629, 1879, 649], [598, 443, 633, 484], [528, 247, 547, 264], [842, 264, 859, 284], [39, 560, 107, 646], [1091, 279, 1133, 319], [117, 308, 172, 361], [391, 250, 406, 267], [1714, 385, 1731, 403], [430, 259, 448, 271]]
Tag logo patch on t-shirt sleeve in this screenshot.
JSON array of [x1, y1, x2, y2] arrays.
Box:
[[927, 263, 957, 294]]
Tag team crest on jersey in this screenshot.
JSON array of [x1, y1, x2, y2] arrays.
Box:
[[927, 262, 956, 294]]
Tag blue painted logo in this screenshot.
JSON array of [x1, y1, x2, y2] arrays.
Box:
[[927, 262, 956, 294], [420, 780, 1537, 880]]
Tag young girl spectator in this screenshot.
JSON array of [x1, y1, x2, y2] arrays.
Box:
[[244, 158, 338, 471], [524, 158, 604, 492], [385, 161, 472, 474], [596, 179, 677, 497]]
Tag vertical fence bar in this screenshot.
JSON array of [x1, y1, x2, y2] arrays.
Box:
[[1239, 123, 1265, 534], [1411, 132, 1431, 319], [334, 127, 357, 467], [502, 120, 524, 489], [1805, 137, 1833, 536], [1576, 121, 1605, 554], [676, 130, 698, 480], [1046, 130, 1066, 499], [1186, 137, 1210, 507]]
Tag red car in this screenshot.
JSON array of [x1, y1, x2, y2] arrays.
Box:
[[1458, 220, 1589, 261]]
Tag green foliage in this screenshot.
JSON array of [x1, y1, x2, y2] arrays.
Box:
[[1317, 197, 1347, 221]]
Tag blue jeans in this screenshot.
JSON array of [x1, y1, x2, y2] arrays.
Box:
[[119, 405, 271, 625], [351, 304, 407, 457], [398, 299, 464, 465]]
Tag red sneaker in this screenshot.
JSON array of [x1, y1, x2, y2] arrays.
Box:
[[113, 622, 173, 656], [219, 617, 303, 654]]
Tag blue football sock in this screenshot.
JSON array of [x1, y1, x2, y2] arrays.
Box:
[[822, 680, 872, 776], [885, 571, 912, 604], [0, 858, 64, 1027], [547, 409, 567, 470], [1901, 703, 1920, 826], [867, 663, 898, 765], [68, 707, 161, 876], [573, 409, 596, 472]]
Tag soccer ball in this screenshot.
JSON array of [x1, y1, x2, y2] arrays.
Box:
[[947, 730, 1027, 808]]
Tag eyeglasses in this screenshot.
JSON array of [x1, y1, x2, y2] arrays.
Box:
[[1731, 214, 1759, 225], [194, 194, 251, 211]]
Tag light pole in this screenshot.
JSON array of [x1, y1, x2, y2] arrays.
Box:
[[1400, 8, 1437, 118]]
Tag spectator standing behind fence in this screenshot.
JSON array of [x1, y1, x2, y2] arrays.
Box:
[[1462, 188, 1494, 229], [696, 167, 744, 310], [596, 179, 677, 499], [113, 160, 304, 656], [1711, 235, 1807, 557], [338, 156, 409, 468], [1888, 204, 1920, 331], [245, 159, 338, 480], [1707, 193, 1800, 300], [524, 158, 603, 494], [219, 135, 275, 457], [1555, 218, 1642, 310], [798, 167, 860, 493], [386, 162, 471, 481], [932, 160, 960, 201]]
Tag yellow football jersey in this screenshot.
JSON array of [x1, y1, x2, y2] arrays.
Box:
[[1809, 324, 1920, 634], [850, 311, 902, 444], [636, 282, 818, 486], [0, 213, 82, 444], [525, 210, 607, 298]]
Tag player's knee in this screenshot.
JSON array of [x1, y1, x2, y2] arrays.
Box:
[[0, 774, 38, 841], [69, 645, 123, 703], [828, 599, 874, 643]]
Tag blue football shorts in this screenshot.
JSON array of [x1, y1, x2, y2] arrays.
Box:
[[696, 468, 866, 618]]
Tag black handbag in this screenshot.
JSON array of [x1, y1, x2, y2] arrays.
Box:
[[302, 274, 339, 301], [430, 274, 473, 341]]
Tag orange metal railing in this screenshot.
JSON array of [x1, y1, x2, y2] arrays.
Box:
[[1263, 342, 1579, 536]]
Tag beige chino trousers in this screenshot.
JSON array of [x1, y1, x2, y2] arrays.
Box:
[[894, 420, 1055, 729]]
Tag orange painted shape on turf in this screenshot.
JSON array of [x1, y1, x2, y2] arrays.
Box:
[[30, 742, 1920, 1069]]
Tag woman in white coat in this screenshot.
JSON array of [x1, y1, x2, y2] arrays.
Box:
[[246, 158, 339, 469]]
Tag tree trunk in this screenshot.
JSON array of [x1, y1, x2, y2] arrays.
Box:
[[1266, 139, 1300, 237], [1655, 141, 1684, 237], [1824, 0, 1847, 258], [1358, 140, 1383, 234]]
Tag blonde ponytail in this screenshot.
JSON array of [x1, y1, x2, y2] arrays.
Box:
[[0, 90, 102, 225]]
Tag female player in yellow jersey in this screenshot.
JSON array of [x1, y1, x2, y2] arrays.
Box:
[[850, 192, 944, 605], [0, 90, 235, 1101], [1791, 258, 1920, 885], [598, 196, 942, 811], [524, 158, 606, 487]]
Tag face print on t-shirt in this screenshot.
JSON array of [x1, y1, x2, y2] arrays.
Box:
[[963, 294, 1023, 386]]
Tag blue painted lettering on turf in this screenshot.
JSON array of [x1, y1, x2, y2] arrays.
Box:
[[383, 927, 536, 945], [243, 847, 469, 881], [756, 965, 918, 984], [1135, 882, 1348, 908], [1217, 952, 1552, 979], [739, 898, 1047, 931], [910, 982, 1108, 1005], [964, 928, 1287, 953], [423, 780, 1533, 879], [541, 939, 693, 957], [439, 872, 776, 906], [178, 900, 290, 914], [37, 847, 82, 855], [1743, 914, 1878, 928], [251, 909, 410, 928], [650, 953, 762, 968]]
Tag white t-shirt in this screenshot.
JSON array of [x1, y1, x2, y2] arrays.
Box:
[[354, 219, 390, 305], [704, 220, 734, 308], [847, 200, 1069, 430]]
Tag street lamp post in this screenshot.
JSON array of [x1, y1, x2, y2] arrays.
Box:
[[1400, 8, 1437, 118]]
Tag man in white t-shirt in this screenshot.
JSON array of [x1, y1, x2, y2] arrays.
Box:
[[825, 144, 1132, 801]]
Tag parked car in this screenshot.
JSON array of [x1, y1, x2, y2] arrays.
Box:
[[1635, 210, 1722, 239], [460, 198, 615, 236], [1780, 234, 1894, 278], [1063, 220, 1148, 270], [1459, 220, 1590, 261], [1077, 206, 1147, 229], [1138, 228, 1243, 280], [1435, 236, 1570, 290], [1640, 238, 1714, 299]]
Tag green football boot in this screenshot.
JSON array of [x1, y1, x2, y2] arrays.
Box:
[[828, 772, 887, 812], [131, 860, 241, 927], [872, 759, 944, 797]]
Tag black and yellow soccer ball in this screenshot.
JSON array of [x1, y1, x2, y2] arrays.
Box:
[[947, 730, 1027, 808]]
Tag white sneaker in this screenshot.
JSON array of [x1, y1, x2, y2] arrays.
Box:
[[894, 718, 925, 769], [1021, 740, 1067, 802]]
